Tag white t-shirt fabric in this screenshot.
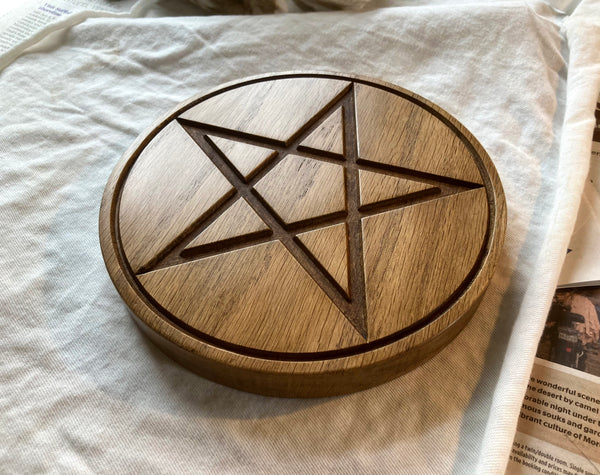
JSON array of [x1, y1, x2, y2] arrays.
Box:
[[0, 1, 599, 473]]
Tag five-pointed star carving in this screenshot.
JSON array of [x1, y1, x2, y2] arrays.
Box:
[[139, 84, 479, 339]]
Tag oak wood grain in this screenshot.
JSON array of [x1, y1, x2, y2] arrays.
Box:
[[180, 77, 350, 144], [358, 169, 437, 207], [298, 105, 345, 157], [99, 72, 506, 397], [362, 187, 488, 340], [355, 84, 484, 185], [253, 154, 346, 226], [119, 121, 234, 273], [296, 222, 350, 296], [185, 197, 270, 250], [209, 136, 276, 180], [139, 241, 366, 353]]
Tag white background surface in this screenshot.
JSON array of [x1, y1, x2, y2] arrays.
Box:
[[0, 1, 599, 473]]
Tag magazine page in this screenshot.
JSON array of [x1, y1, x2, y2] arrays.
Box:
[[508, 97, 600, 474], [509, 287, 600, 474], [558, 97, 600, 287], [0, 0, 148, 72]]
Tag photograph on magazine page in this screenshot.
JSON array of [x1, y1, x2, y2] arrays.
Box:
[[536, 287, 600, 376]]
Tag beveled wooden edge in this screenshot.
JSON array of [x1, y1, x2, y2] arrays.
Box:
[[99, 72, 507, 396], [128, 294, 483, 398]]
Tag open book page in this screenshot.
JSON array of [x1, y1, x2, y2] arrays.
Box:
[[508, 98, 600, 474], [0, 0, 148, 72]]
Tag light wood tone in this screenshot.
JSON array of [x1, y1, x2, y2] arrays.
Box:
[[299, 106, 344, 156], [362, 188, 488, 339], [358, 169, 436, 206], [185, 197, 269, 250], [297, 223, 350, 296], [139, 241, 365, 353], [355, 84, 483, 185], [180, 77, 350, 144], [209, 136, 276, 179], [254, 154, 346, 225], [119, 121, 234, 273], [99, 72, 506, 398]]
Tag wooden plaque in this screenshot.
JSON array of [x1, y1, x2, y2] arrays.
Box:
[[99, 73, 506, 398]]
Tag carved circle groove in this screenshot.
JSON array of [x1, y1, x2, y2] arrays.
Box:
[[99, 72, 506, 397]]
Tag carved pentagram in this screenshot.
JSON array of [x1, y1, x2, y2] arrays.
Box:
[[101, 73, 506, 396], [125, 79, 484, 344]]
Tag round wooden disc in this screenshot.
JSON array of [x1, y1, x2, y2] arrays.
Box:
[[99, 72, 506, 398]]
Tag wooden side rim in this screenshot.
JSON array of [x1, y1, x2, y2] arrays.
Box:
[[99, 72, 506, 397]]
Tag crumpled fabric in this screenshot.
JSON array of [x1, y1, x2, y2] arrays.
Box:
[[0, 1, 599, 473]]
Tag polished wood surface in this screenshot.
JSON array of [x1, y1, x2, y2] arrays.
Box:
[[362, 187, 487, 340], [297, 223, 350, 296], [358, 169, 436, 207], [355, 84, 483, 185], [179, 77, 350, 143], [119, 122, 234, 274], [254, 154, 346, 225], [185, 197, 270, 250], [298, 106, 345, 157], [100, 73, 506, 397], [209, 136, 276, 180], [139, 241, 365, 353]]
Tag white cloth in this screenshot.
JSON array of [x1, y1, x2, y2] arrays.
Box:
[[1, 1, 599, 473]]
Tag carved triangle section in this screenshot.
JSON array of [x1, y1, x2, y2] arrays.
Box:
[[298, 106, 344, 157], [354, 84, 483, 185], [184, 197, 271, 251], [208, 136, 276, 180], [119, 121, 235, 274], [296, 223, 350, 298], [254, 154, 346, 226], [361, 188, 488, 340], [138, 241, 367, 353], [179, 77, 351, 144], [358, 170, 438, 208]]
